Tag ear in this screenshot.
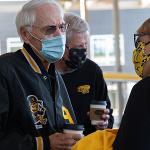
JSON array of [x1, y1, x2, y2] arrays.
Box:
[[20, 27, 31, 44]]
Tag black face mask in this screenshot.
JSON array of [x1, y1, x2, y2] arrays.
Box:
[[65, 48, 87, 69]]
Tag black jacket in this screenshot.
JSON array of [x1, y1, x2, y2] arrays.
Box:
[[0, 43, 76, 150], [62, 58, 114, 135], [113, 76, 150, 150]]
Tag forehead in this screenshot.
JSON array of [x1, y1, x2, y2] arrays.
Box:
[[69, 32, 89, 45], [34, 4, 64, 26]]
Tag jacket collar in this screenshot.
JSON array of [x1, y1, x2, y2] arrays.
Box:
[[21, 43, 48, 75]]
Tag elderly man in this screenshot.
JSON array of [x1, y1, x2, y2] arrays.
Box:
[[56, 13, 114, 135], [0, 0, 82, 150]]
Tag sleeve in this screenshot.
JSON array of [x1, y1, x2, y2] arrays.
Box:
[[94, 66, 114, 128], [0, 73, 51, 150], [57, 72, 77, 124], [113, 80, 150, 150]]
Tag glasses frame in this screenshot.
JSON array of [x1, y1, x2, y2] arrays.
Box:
[[26, 23, 69, 36], [134, 33, 150, 48]]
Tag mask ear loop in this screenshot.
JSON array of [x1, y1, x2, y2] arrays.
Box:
[[26, 31, 46, 61], [26, 31, 41, 52], [28, 31, 42, 42]]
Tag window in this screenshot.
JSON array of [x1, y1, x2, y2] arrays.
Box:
[[107, 81, 136, 127], [90, 34, 125, 66], [0, 40, 1, 55], [140, 0, 150, 5], [7, 37, 22, 53]]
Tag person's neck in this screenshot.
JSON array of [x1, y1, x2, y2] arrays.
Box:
[[55, 59, 75, 75], [42, 59, 50, 72], [55, 59, 65, 73]]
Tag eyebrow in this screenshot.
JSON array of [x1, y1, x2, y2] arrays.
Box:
[[43, 23, 66, 29]]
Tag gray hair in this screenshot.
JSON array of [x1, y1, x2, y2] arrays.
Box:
[[64, 12, 90, 44], [16, 0, 64, 37]]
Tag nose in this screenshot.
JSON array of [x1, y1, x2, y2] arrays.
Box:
[[53, 26, 62, 36]]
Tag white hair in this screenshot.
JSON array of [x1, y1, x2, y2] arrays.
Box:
[[16, 0, 64, 37], [64, 12, 90, 44]]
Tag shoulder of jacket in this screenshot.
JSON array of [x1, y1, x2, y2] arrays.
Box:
[[0, 51, 20, 62], [0, 51, 22, 72], [133, 76, 150, 90]]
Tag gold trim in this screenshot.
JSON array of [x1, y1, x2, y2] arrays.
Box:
[[21, 48, 41, 74], [36, 137, 43, 150]]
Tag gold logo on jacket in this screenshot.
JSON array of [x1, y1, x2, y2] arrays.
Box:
[[28, 95, 47, 129], [77, 85, 90, 94]]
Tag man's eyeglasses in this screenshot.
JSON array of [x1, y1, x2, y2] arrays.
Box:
[[44, 23, 68, 35], [134, 33, 150, 48], [28, 23, 69, 36]]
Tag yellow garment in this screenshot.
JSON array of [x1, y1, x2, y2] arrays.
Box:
[[72, 129, 118, 150]]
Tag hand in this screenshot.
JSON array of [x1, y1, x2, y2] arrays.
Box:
[[49, 132, 82, 150], [96, 109, 110, 130]]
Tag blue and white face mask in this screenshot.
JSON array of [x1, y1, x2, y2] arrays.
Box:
[[28, 32, 66, 63], [40, 34, 66, 63]]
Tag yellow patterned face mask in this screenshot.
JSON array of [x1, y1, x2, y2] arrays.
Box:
[[133, 42, 150, 78]]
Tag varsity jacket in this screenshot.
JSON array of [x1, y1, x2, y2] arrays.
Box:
[[62, 58, 114, 135], [0, 43, 76, 150]]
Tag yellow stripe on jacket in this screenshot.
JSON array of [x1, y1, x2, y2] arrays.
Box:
[[36, 137, 43, 150], [21, 48, 42, 74]]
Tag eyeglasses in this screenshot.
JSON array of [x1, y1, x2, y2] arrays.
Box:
[[28, 23, 68, 36], [44, 23, 68, 35], [134, 33, 150, 48]]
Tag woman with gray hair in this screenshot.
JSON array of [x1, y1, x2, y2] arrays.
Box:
[[56, 12, 114, 135], [0, 0, 82, 150]]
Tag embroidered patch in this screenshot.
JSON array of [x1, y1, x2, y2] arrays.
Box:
[[27, 95, 47, 129], [77, 85, 90, 94]]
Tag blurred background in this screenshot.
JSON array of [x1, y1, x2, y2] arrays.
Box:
[[0, 0, 149, 127]]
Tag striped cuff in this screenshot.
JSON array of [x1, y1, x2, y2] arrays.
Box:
[[36, 136, 50, 150], [36, 137, 43, 150]]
